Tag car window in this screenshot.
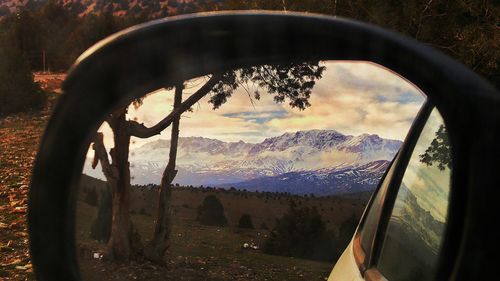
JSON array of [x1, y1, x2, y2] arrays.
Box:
[[377, 108, 451, 280]]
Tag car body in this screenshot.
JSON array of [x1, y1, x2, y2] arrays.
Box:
[[329, 103, 451, 281]]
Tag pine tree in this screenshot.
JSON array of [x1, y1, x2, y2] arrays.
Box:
[[263, 201, 337, 261], [237, 214, 254, 229], [196, 195, 228, 227]]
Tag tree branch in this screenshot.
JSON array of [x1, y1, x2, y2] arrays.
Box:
[[162, 82, 182, 186], [128, 73, 223, 138]]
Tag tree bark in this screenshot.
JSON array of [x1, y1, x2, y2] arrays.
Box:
[[144, 83, 183, 263], [91, 132, 117, 243], [92, 108, 137, 261], [107, 108, 135, 261], [92, 132, 117, 185]]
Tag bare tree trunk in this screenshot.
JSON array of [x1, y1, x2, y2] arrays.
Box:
[[107, 108, 140, 261], [144, 83, 183, 263], [91, 133, 116, 243], [93, 108, 137, 261]]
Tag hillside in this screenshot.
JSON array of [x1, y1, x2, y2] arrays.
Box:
[[78, 174, 369, 232], [226, 160, 390, 195], [0, 0, 220, 19], [77, 174, 369, 280]]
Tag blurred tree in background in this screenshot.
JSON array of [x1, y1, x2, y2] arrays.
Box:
[[0, 0, 497, 79], [0, 0, 497, 114], [0, 30, 44, 116], [224, 0, 499, 88]]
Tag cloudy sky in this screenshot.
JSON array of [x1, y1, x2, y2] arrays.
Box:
[[96, 61, 425, 150]]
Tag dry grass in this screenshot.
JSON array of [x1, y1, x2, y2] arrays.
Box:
[[76, 183, 368, 281], [0, 74, 61, 280]]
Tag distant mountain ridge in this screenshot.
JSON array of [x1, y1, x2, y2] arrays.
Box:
[[84, 129, 401, 195], [223, 160, 390, 195], [0, 0, 219, 19]]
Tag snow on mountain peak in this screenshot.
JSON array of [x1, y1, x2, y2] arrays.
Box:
[[249, 129, 349, 154], [82, 129, 402, 195], [114, 129, 403, 188]]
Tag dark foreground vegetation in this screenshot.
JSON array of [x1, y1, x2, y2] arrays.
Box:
[[76, 175, 367, 280], [0, 34, 45, 116]]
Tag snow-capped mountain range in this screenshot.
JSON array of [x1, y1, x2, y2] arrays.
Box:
[[84, 129, 401, 195], [224, 160, 391, 196]]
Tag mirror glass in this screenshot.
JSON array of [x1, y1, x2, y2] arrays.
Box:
[[377, 107, 451, 281], [75, 60, 425, 280]]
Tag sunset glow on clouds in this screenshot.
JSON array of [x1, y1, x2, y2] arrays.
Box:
[[96, 61, 425, 150]]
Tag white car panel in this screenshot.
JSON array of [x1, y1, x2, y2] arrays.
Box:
[[328, 239, 364, 281]]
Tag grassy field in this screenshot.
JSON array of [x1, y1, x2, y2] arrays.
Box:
[[79, 175, 368, 236], [76, 176, 369, 281], [78, 201, 334, 280]]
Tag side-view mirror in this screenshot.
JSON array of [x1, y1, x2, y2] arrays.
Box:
[[28, 12, 500, 281]]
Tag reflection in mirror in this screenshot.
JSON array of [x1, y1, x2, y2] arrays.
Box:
[[76, 61, 424, 280], [378, 108, 451, 281]]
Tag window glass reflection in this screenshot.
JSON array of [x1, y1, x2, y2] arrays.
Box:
[[378, 108, 451, 281]]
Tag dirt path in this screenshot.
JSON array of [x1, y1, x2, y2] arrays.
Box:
[[33, 73, 66, 94]]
